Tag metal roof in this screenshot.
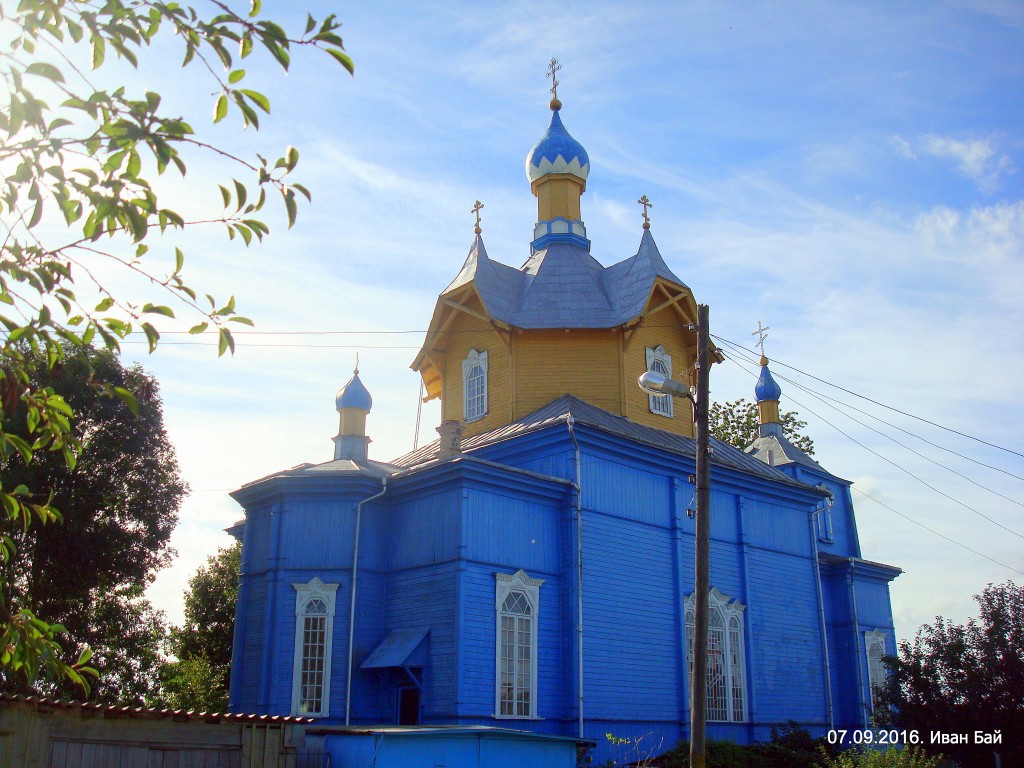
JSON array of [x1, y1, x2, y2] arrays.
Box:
[[446, 229, 689, 330], [0, 693, 313, 723], [391, 394, 820, 492]]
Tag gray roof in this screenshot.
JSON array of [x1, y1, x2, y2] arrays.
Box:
[[391, 395, 821, 493], [745, 431, 827, 472], [447, 229, 689, 329]]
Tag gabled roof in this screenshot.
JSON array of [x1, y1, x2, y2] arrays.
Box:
[[437, 229, 690, 331], [391, 394, 822, 493], [745, 431, 827, 472]]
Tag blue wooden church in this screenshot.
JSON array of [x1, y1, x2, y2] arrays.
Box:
[[227, 89, 901, 764]]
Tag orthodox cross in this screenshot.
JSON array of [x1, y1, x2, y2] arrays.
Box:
[[471, 200, 484, 234], [547, 58, 561, 101], [638, 195, 653, 229], [752, 321, 770, 356], [354, 352, 360, 375]]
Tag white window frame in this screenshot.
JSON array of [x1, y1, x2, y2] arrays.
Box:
[[865, 629, 887, 712], [291, 577, 339, 717], [463, 349, 488, 422], [494, 569, 544, 719], [685, 587, 747, 722], [646, 345, 674, 418]]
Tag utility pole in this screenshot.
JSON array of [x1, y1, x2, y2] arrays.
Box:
[[691, 303, 711, 768]]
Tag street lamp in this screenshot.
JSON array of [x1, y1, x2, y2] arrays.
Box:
[[636, 303, 711, 768]]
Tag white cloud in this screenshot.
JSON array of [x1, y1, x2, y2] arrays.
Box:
[[920, 135, 1015, 192]]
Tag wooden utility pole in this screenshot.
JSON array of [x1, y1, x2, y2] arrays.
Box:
[[691, 303, 711, 768]]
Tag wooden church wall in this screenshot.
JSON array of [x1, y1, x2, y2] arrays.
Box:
[[439, 312, 513, 435]]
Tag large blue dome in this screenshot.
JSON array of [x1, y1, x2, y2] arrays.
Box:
[[336, 372, 372, 412], [525, 107, 590, 185], [754, 361, 782, 402]]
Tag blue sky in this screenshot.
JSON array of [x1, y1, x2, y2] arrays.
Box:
[[95, 2, 1024, 642]]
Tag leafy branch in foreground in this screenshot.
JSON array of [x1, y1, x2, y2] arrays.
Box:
[[0, 0, 353, 691]]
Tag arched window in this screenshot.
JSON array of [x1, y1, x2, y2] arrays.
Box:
[[291, 578, 338, 716], [495, 569, 544, 718], [646, 345, 674, 417], [865, 629, 887, 712], [685, 588, 747, 722], [463, 349, 488, 422]]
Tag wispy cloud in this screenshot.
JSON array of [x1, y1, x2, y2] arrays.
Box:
[[907, 134, 1016, 192]]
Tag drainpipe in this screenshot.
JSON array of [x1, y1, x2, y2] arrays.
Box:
[[809, 495, 834, 730], [567, 416, 585, 740], [260, 503, 284, 711], [847, 558, 867, 727], [346, 477, 388, 725]]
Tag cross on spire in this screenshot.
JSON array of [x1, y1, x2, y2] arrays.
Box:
[[354, 352, 360, 375], [547, 58, 562, 108], [752, 321, 770, 357], [638, 195, 653, 229], [471, 200, 484, 235]]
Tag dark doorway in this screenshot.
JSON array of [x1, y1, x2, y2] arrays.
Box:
[[397, 685, 420, 725]]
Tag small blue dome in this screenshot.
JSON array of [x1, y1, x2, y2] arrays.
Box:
[[525, 107, 590, 185], [336, 372, 372, 412], [754, 361, 782, 402]]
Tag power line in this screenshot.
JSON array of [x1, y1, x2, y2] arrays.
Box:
[[716, 337, 1024, 487], [711, 334, 1024, 461], [849, 486, 1024, 577], [722, 351, 1024, 540]]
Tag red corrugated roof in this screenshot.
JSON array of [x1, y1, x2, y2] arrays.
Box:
[[0, 693, 313, 724]]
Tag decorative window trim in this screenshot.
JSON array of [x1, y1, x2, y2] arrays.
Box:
[[645, 345, 674, 418], [463, 349, 488, 422], [685, 587, 747, 722], [494, 569, 544, 719], [291, 577, 339, 717], [865, 629, 887, 712]]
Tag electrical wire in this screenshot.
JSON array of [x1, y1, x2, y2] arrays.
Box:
[[716, 336, 1024, 487], [711, 333, 1024, 460], [721, 350, 1024, 540]]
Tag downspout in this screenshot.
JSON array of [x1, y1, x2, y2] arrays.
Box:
[[809, 495, 834, 730], [260, 502, 284, 711], [847, 558, 867, 727], [346, 477, 389, 726], [567, 416, 585, 740]]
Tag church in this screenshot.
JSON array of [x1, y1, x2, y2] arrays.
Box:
[[227, 82, 901, 764]]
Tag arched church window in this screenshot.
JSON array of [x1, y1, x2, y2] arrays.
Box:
[[495, 569, 543, 719], [291, 578, 338, 716], [865, 629, 887, 712], [463, 349, 488, 422], [685, 588, 747, 722], [645, 345, 674, 417]]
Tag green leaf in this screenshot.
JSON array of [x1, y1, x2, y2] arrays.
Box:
[[233, 179, 247, 210], [112, 386, 139, 416], [189, 322, 209, 335], [219, 185, 231, 208], [229, 316, 254, 326], [94, 297, 114, 312], [217, 327, 235, 357], [142, 304, 174, 317], [240, 89, 270, 113], [26, 62, 65, 83], [283, 188, 297, 228], [141, 322, 160, 352], [228, 69, 245, 84], [214, 93, 228, 123], [174, 247, 184, 275], [325, 48, 355, 76]]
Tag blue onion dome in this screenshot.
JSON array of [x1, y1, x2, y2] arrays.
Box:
[[525, 104, 590, 185], [754, 356, 782, 402], [336, 371, 372, 412]]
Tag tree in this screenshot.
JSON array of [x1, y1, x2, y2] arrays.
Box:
[[1, 345, 182, 702], [709, 398, 815, 455], [160, 542, 239, 711], [879, 581, 1024, 768], [0, 2, 352, 688]]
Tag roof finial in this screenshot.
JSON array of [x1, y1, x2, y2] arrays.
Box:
[[638, 195, 653, 230], [354, 352, 360, 375], [471, 200, 484, 235], [752, 321, 770, 364], [547, 57, 562, 110]]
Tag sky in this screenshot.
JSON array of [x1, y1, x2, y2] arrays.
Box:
[[71, 1, 1024, 644]]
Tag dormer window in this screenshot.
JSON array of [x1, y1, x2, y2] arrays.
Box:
[[463, 349, 488, 422], [646, 345, 674, 418]]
